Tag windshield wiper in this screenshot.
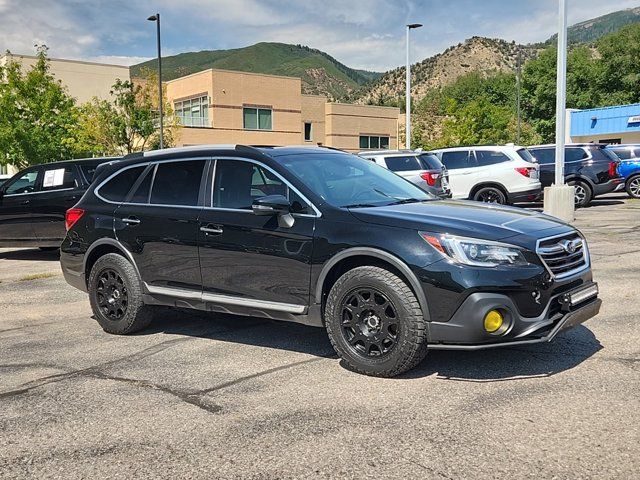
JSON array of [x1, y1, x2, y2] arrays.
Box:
[[343, 203, 378, 208], [388, 197, 424, 205]]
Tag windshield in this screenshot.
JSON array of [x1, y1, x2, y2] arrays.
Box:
[[275, 152, 433, 208], [516, 148, 536, 163]]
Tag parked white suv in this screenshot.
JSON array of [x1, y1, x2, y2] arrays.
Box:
[[430, 145, 541, 204], [358, 149, 451, 198]]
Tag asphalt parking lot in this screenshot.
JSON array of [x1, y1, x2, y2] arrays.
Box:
[[1, 193, 639, 479]]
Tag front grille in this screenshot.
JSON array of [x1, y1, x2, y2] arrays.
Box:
[[537, 232, 589, 279]]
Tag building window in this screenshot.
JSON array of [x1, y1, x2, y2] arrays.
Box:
[[359, 135, 390, 150], [243, 107, 272, 130], [175, 96, 209, 127], [304, 122, 312, 142]]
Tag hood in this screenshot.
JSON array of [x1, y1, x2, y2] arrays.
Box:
[[349, 200, 573, 242]]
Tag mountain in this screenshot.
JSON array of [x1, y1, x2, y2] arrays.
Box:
[[349, 37, 538, 105], [131, 42, 381, 100], [547, 6, 640, 45]]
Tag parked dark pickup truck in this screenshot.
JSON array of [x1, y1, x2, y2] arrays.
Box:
[[528, 144, 622, 207], [0, 157, 118, 249]]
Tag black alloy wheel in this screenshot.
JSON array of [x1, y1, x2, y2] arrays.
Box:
[[473, 187, 506, 204], [340, 287, 399, 358], [96, 268, 128, 320]]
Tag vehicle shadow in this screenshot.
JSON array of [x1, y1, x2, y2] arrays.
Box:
[[0, 248, 60, 261], [137, 307, 601, 380], [400, 325, 602, 382]]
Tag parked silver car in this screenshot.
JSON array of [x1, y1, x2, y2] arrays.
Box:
[[358, 149, 451, 198]]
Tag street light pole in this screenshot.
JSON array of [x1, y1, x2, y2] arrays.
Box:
[[147, 13, 163, 149], [543, 0, 574, 222], [554, 0, 568, 186], [405, 23, 422, 150]]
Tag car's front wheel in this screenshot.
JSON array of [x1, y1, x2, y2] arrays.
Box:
[[626, 175, 640, 199], [324, 266, 428, 377], [88, 253, 153, 334]]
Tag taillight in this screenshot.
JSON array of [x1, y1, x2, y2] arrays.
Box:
[[515, 167, 534, 177], [65, 208, 84, 231], [420, 171, 439, 186], [608, 162, 618, 178]]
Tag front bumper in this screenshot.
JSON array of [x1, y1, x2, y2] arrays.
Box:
[[428, 282, 600, 350]]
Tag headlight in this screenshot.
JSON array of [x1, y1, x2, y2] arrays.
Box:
[[420, 232, 529, 267]]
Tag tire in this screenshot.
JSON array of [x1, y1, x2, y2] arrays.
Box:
[[324, 266, 428, 377], [88, 253, 153, 334], [626, 175, 640, 199], [569, 180, 592, 208], [472, 186, 506, 204]]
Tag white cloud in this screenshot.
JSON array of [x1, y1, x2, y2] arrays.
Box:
[[1, 0, 639, 72]]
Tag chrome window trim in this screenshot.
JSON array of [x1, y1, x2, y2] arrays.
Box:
[[94, 157, 209, 206], [209, 156, 322, 218], [145, 284, 306, 314], [3, 187, 75, 198], [535, 231, 590, 280]]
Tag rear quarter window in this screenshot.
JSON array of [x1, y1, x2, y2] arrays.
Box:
[[98, 166, 146, 202], [566, 148, 589, 162], [418, 154, 443, 170]]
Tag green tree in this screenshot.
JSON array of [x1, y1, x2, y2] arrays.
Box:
[[596, 23, 640, 104], [78, 69, 178, 155], [0, 46, 82, 169]]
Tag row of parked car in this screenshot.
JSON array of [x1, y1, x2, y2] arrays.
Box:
[[360, 143, 635, 208], [0, 143, 638, 250]]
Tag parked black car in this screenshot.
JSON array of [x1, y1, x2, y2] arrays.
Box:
[[0, 157, 118, 249], [528, 144, 622, 207], [61, 146, 601, 377]]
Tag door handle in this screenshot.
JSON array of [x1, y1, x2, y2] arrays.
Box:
[[20, 199, 30, 205], [122, 217, 141, 225], [200, 225, 223, 235]]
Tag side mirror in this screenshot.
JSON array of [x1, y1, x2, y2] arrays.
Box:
[[252, 195, 291, 216], [252, 195, 294, 228]]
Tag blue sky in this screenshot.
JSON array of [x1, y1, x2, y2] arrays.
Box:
[[1, 0, 639, 71]]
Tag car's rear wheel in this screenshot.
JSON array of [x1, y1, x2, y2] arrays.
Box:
[[473, 186, 506, 204], [569, 180, 592, 207], [626, 175, 640, 199], [324, 266, 428, 377], [88, 253, 153, 334]]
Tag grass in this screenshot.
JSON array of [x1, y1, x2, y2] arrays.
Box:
[[18, 272, 58, 282]]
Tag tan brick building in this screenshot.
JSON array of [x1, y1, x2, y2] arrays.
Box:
[[165, 69, 400, 152]]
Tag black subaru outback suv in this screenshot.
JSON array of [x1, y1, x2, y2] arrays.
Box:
[[61, 146, 601, 377]]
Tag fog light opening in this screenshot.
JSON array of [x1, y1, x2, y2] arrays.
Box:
[[484, 309, 510, 335]]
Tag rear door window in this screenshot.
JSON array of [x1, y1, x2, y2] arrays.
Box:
[[150, 160, 205, 206], [384, 156, 422, 172], [41, 166, 78, 191], [99, 166, 146, 202], [441, 151, 471, 170], [475, 150, 510, 166]]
